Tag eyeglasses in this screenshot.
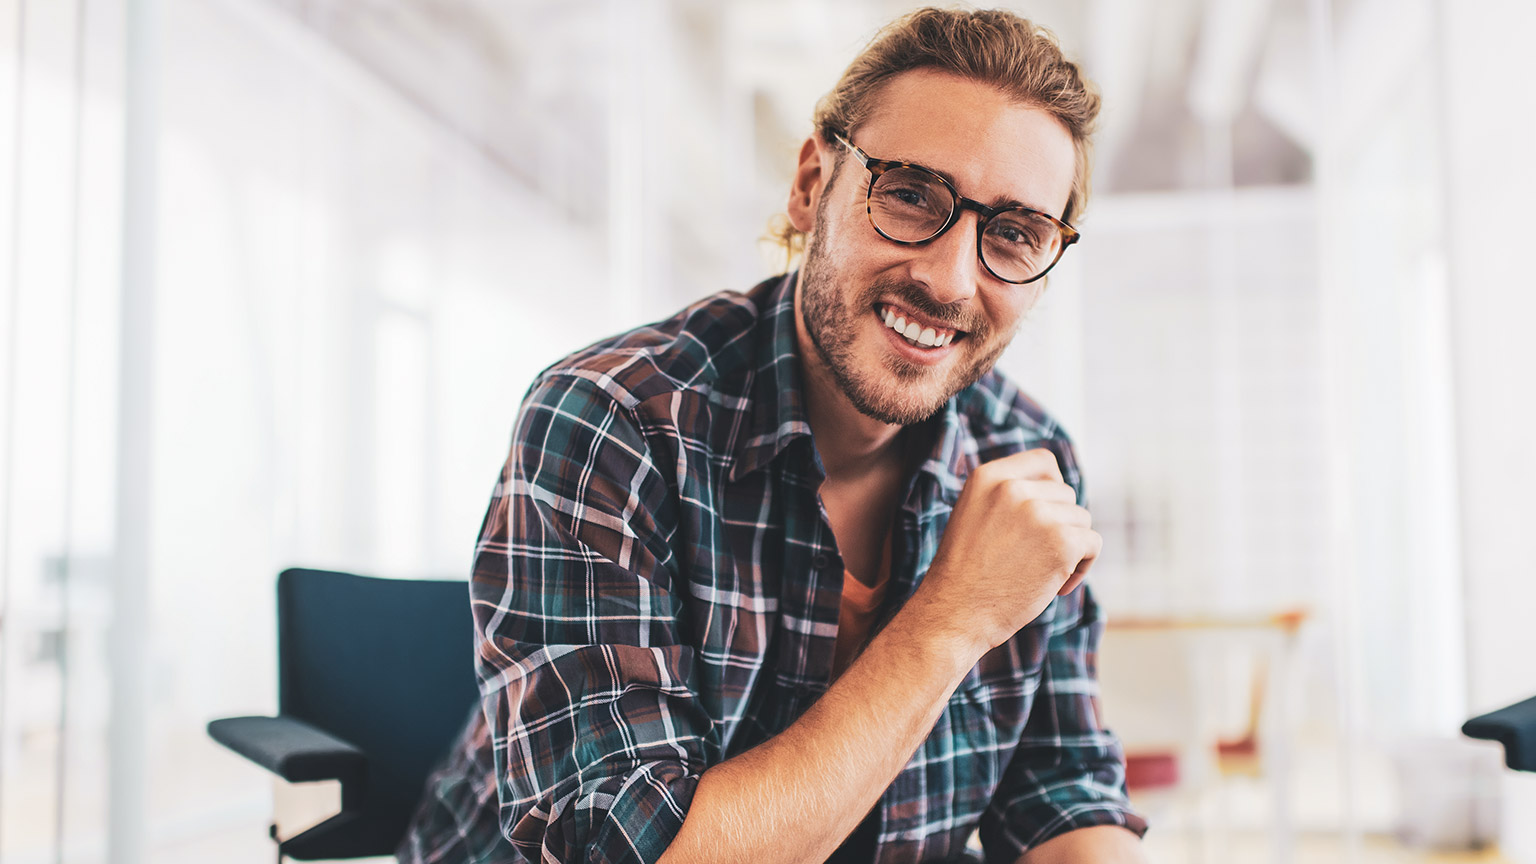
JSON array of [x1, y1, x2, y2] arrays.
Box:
[[833, 132, 1080, 285]]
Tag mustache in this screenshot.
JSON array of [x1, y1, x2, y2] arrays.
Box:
[[864, 278, 987, 337]]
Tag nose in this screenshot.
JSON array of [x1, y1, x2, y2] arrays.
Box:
[[904, 208, 984, 306]]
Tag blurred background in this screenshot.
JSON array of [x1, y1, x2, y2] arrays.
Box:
[[1, 0, 1533, 861]]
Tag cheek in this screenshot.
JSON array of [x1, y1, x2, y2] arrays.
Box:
[[824, 202, 873, 258], [985, 287, 1040, 336]]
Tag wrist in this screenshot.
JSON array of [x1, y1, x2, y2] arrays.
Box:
[[883, 585, 988, 683]]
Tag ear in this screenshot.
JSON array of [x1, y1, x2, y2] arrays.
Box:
[[786, 135, 832, 233]]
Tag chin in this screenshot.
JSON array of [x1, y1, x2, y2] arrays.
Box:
[[841, 370, 958, 426]]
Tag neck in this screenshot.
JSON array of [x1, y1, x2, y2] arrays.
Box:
[[792, 274, 905, 481]]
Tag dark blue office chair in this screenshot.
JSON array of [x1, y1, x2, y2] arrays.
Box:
[[208, 568, 479, 860], [1464, 695, 1536, 773]]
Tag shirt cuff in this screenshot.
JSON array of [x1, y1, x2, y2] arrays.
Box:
[[510, 760, 702, 864]]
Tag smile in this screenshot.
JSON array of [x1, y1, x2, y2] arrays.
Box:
[[876, 303, 964, 348]]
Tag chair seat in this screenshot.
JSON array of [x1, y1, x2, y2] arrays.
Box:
[[282, 811, 403, 861]]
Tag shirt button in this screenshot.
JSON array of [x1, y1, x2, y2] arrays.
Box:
[[812, 553, 830, 570]]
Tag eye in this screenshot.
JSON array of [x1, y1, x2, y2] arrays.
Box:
[[871, 166, 950, 217], [992, 224, 1026, 244], [988, 214, 1050, 248], [875, 181, 934, 211]]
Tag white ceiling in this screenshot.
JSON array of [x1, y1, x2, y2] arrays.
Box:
[[265, 0, 1331, 221]]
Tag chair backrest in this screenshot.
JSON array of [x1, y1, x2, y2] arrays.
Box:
[[277, 567, 479, 858]]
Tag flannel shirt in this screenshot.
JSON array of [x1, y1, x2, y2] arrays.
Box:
[[398, 272, 1146, 864]]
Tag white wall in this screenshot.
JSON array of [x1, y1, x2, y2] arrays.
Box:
[[0, 0, 630, 860], [1438, 0, 1536, 859]]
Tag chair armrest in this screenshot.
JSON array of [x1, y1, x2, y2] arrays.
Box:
[[1463, 695, 1536, 772], [208, 715, 367, 783]]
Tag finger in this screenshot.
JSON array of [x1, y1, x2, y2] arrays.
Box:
[[1058, 571, 1086, 596], [1007, 479, 1079, 506], [1022, 499, 1092, 527], [1057, 528, 1102, 595], [985, 447, 1066, 483]]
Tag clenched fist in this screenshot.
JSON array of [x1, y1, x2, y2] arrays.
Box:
[[911, 448, 1101, 653]]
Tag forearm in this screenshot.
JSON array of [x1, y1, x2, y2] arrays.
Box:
[[658, 593, 981, 864], [1017, 825, 1148, 864]]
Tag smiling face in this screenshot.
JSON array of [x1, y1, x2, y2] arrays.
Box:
[[790, 68, 1077, 426]]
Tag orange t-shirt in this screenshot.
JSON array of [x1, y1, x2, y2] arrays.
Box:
[[832, 538, 892, 678]]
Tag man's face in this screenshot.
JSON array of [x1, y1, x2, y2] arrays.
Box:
[[792, 68, 1077, 426]]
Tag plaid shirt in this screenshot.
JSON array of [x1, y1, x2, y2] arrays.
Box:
[[399, 273, 1146, 864]]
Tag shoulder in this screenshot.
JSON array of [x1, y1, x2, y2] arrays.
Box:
[[527, 289, 763, 414], [954, 367, 1085, 497]]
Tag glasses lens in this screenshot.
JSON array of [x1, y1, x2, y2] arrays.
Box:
[[982, 209, 1064, 282], [868, 166, 953, 242]]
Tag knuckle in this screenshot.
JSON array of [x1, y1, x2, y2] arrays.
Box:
[[1042, 523, 1071, 553], [967, 466, 1002, 497], [994, 477, 1026, 507]]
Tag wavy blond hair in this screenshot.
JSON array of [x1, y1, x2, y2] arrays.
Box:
[[766, 7, 1101, 267]]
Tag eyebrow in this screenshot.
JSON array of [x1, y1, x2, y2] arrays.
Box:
[[887, 152, 1057, 217]]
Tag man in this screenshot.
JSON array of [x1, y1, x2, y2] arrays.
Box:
[[401, 8, 1147, 863]]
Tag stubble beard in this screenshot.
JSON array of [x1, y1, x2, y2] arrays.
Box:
[[798, 198, 1016, 427]]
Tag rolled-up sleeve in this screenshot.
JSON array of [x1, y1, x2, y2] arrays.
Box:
[[473, 372, 711, 863], [978, 583, 1149, 861]]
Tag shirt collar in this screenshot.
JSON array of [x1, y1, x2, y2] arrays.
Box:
[[729, 272, 815, 481], [911, 394, 979, 503]]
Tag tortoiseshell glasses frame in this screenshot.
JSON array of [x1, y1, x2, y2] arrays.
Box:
[[832, 131, 1080, 285]]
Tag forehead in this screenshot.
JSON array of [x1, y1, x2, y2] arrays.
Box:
[[851, 68, 1076, 218]]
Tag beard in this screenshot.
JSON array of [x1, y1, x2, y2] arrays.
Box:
[[798, 202, 1016, 426]]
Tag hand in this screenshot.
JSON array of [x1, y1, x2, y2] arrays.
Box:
[[914, 448, 1101, 651]]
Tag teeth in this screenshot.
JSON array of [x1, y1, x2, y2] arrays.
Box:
[[879, 304, 959, 348]]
